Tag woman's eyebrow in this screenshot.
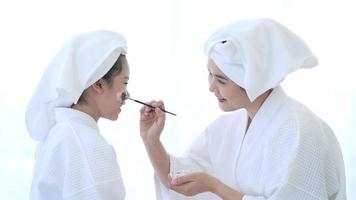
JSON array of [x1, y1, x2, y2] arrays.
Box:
[[214, 74, 228, 80]]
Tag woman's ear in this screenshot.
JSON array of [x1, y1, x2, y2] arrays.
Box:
[[91, 79, 106, 94]]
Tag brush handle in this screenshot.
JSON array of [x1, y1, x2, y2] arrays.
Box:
[[129, 98, 177, 116]]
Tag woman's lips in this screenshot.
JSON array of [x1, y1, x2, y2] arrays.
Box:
[[218, 97, 226, 102]]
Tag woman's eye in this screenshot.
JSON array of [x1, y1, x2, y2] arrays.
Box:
[[217, 79, 226, 84]]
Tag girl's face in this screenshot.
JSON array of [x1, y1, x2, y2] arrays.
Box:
[[207, 59, 251, 112], [99, 61, 130, 121]]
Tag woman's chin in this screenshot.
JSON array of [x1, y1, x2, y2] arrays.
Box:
[[218, 102, 229, 111], [219, 104, 239, 112], [219, 105, 230, 112]]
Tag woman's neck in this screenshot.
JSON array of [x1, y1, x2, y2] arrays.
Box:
[[245, 89, 272, 128]]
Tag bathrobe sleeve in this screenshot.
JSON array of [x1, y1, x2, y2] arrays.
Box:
[[155, 126, 221, 200]]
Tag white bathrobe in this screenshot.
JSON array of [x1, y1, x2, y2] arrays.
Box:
[[155, 86, 346, 200], [30, 108, 125, 200]]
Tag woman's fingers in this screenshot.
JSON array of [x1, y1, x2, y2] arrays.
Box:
[[171, 173, 196, 186], [139, 101, 154, 115], [140, 100, 166, 115], [170, 181, 196, 197], [139, 100, 167, 125]]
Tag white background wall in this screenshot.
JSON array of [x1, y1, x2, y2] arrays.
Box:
[[0, 0, 355, 199]]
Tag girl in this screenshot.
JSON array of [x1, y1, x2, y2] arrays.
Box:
[[26, 30, 129, 199]]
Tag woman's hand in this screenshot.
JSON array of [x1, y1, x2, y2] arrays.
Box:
[[139, 100, 166, 142], [169, 172, 219, 196], [169, 172, 244, 200]]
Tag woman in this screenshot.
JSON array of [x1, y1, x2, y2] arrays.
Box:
[[140, 18, 346, 199], [26, 30, 129, 199]]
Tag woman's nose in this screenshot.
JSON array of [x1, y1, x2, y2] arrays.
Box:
[[209, 79, 216, 92]]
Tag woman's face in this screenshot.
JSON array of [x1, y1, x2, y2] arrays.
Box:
[[207, 59, 250, 112], [99, 60, 130, 121]]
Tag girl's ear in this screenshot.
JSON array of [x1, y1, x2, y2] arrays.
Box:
[[91, 79, 105, 94]]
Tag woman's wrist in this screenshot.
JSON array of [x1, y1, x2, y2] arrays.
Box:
[[142, 134, 161, 146], [210, 178, 243, 200], [210, 177, 223, 195]]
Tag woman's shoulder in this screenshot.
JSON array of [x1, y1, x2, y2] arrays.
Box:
[[281, 98, 328, 127], [275, 97, 335, 143]]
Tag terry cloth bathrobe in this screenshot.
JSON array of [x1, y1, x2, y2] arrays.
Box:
[[155, 18, 346, 200]]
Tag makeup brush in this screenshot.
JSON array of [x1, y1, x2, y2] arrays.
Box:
[[127, 97, 177, 116]]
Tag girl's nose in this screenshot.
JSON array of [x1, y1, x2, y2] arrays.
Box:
[[121, 91, 130, 101]]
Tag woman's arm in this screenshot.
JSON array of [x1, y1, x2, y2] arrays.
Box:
[[214, 179, 244, 200], [139, 100, 170, 187], [143, 137, 171, 188]]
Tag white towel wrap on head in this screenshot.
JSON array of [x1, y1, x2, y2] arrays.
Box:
[[25, 30, 128, 141], [204, 18, 318, 101]]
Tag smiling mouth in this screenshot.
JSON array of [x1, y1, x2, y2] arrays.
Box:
[[218, 97, 226, 102]]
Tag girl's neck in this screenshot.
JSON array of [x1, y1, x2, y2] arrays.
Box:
[[71, 103, 100, 122]]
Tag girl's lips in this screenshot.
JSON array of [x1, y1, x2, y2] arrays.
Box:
[[117, 101, 125, 110]]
